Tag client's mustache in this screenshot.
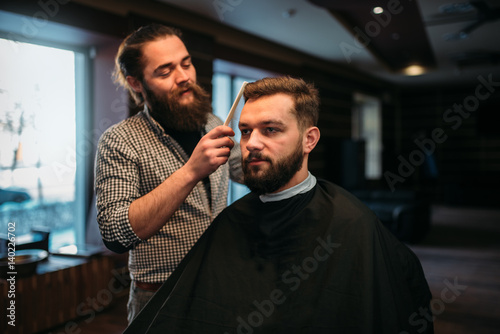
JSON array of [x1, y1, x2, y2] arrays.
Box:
[[245, 152, 272, 164]]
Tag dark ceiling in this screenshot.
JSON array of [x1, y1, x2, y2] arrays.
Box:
[[156, 0, 500, 86], [309, 0, 437, 72]]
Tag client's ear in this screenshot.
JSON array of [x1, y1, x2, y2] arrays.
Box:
[[303, 126, 320, 154]]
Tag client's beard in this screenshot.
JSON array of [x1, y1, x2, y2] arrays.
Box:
[[145, 82, 212, 132], [243, 139, 304, 195]]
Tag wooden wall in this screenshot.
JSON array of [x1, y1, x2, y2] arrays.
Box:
[[0, 255, 128, 334]]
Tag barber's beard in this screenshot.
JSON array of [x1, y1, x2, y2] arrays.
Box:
[[145, 82, 212, 132], [243, 139, 304, 195]]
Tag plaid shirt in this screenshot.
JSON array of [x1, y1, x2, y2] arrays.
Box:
[[95, 107, 243, 283]]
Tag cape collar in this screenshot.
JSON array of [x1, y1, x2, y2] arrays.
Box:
[[259, 172, 316, 203]]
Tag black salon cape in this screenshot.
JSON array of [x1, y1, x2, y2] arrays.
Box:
[[125, 180, 433, 334]]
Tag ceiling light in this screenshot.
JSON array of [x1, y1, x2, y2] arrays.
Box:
[[373, 7, 384, 14], [403, 65, 426, 76]]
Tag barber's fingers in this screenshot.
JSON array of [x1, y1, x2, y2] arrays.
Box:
[[188, 149, 230, 178], [199, 126, 235, 151], [197, 134, 234, 152], [214, 145, 232, 158], [214, 136, 235, 150], [187, 129, 235, 178], [205, 125, 235, 139]]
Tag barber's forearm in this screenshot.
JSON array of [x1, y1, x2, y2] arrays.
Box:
[[128, 166, 199, 240], [128, 126, 235, 240]]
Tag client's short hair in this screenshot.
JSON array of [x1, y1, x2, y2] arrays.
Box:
[[243, 76, 320, 131]]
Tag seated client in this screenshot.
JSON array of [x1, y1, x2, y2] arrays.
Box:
[[125, 76, 434, 334]]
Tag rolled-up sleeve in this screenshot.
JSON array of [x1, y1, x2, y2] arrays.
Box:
[[95, 130, 142, 252]]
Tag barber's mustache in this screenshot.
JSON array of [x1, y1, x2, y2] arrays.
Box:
[[171, 82, 202, 98]]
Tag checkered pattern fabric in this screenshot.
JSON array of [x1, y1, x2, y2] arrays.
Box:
[[95, 107, 243, 283]]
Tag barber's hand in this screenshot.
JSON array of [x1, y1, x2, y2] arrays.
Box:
[[185, 125, 235, 180]]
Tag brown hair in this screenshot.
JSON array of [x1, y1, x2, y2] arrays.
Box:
[[113, 24, 182, 105], [243, 76, 319, 131]]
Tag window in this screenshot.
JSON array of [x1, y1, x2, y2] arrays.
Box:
[[0, 37, 89, 249], [352, 93, 382, 180], [212, 59, 278, 203]]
